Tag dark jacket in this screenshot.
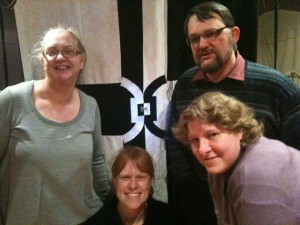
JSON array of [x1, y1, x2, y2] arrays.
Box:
[[83, 196, 185, 225]]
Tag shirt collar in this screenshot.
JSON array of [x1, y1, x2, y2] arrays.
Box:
[[192, 52, 245, 82]]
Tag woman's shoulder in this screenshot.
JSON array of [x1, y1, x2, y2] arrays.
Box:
[[82, 201, 120, 225], [78, 88, 97, 104], [146, 197, 186, 225], [0, 80, 34, 106], [1, 80, 34, 95], [77, 89, 100, 115], [244, 137, 300, 165], [230, 137, 300, 193]]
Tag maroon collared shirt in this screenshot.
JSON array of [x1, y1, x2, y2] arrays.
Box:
[[192, 52, 245, 82]]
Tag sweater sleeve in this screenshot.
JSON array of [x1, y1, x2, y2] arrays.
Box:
[[281, 90, 300, 150], [230, 173, 299, 225], [230, 139, 300, 225], [236, 203, 299, 225], [0, 88, 12, 161], [0, 88, 13, 225], [92, 101, 110, 200]]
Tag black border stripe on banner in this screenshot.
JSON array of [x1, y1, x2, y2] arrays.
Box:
[[117, 0, 145, 147], [117, 0, 143, 91]]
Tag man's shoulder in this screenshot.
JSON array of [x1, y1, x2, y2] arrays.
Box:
[[245, 60, 299, 90], [245, 60, 288, 80], [172, 66, 199, 90], [245, 61, 282, 75], [178, 66, 199, 81]]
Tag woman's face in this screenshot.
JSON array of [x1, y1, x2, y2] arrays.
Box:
[[114, 160, 152, 213], [42, 30, 85, 84], [187, 119, 243, 174]]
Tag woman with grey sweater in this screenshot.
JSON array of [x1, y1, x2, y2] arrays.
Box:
[[0, 25, 109, 225]]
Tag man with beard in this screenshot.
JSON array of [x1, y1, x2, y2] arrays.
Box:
[[165, 2, 300, 225]]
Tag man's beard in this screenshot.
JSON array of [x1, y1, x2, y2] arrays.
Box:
[[199, 48, 232, 74]]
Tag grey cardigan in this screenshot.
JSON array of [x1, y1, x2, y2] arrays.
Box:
[[210, 137, 300, 225]]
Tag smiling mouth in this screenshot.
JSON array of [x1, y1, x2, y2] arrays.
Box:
[[126, 193, 140, 197], [55, 65, 70, 70], [204, 156, 218, 161]]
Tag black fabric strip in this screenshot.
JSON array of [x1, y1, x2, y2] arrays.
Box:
[[0, 8, 8, 87], [117, 0, 143, 90], [274, 0, 278, 69], [117, 0, 145, 146]]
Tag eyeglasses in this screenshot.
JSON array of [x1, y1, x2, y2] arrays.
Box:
[[43, 47, 82, 60], [186, 26, 230, 47]]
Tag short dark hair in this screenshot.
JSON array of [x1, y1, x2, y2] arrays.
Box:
[[184, 1, 235, 39]]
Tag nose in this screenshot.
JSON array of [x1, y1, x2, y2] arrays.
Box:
[[198, 37, 209, 48], [198, 138, 211, 155], [128, 178, 137, 189], [56, 51, 66, 59]]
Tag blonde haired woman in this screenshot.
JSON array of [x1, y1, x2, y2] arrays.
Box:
[[173, 91, 300, 225]]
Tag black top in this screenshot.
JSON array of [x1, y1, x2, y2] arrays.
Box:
[[83, 196, 185, 225]]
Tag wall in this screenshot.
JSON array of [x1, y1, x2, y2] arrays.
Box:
[[257, 1, 300, 85]]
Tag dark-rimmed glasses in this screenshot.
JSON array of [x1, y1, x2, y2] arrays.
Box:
[[43, 47, 82, 60], [186, 26, 231, 47]]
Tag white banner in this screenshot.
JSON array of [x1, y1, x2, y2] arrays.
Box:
[[15, 0, 173, 202]]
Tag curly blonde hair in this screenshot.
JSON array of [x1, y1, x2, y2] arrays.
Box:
[[172, 91, 263, 148]]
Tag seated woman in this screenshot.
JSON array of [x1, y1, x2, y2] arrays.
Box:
[[84, 146, 185, 225], [172, 91, 300, 225]]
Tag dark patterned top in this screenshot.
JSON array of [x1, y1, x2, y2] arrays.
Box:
[[165, 57, 300, 225]]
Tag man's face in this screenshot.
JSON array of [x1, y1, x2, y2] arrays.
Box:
[[187, 14, 237, 74]]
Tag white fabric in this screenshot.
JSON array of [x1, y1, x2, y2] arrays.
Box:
[[257, 10, 300, 86], [14, 0, 172, 202]]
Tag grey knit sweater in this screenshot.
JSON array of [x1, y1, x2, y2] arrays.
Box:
[[0, 81, 109, 225], [210, 137, 300, 225]]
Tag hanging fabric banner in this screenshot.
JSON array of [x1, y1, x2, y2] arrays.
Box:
[[14, 0, 171, 202]]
